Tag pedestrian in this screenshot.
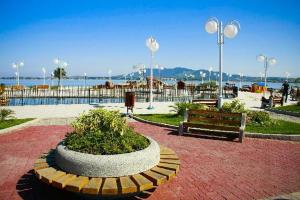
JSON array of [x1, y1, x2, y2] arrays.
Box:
[[282, 80, 290, 103]]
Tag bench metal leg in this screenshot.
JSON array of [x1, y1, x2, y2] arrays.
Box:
[[178, 123, 184, 135], [239, 130, 244, 143]]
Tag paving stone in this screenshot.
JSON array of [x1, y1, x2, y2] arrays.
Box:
[[0, 123, 299, 199]]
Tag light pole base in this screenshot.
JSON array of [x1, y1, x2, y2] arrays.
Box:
[[218, 97, 223, 109], [147, 105, 155, 110]]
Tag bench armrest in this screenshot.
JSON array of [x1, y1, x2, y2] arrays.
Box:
[[240, 113, 247, 131], [183, 109, 188, 122]]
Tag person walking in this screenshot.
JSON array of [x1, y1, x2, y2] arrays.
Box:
[[282, 80, 290, 103]]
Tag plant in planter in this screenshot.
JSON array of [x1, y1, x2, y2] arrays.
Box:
[[56, 108, 160, 177], [65, 108, 150, 155]]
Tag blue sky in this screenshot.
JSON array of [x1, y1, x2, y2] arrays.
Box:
[[0, 0, 300, 77]]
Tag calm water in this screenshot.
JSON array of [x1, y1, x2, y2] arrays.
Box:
[[1, 78, 297, 89]]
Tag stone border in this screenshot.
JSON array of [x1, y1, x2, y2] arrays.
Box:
[[130, 115, 300, 142], [266, 108, 300, 117], [0, 118, 40, 135], [55, 136, 160, 177]]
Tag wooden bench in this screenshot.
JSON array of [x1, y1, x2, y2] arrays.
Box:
[[33, 145, 180, 197], [261, 96, 283, 108], [178, 109, 246, 142], [192, 99, 218, 108], [270, 96, 283, 107]]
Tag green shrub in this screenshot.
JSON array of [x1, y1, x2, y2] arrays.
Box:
[[247, 111, 276, 126], [71, 109, 127, 135], [0, 109, 15, 121], [221, 99, 247, 113], [65, 109, 150, 155], [169, 102, 207, 116]]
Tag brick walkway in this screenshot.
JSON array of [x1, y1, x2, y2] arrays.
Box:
[[0, 123, 300, 200]]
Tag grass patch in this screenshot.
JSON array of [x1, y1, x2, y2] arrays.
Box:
[[136, 114, 300, 135], [275, 104, 300, 113], [138, 114, 182, 126], [0, 118, 34, 130], [245, 119, 300, 134]]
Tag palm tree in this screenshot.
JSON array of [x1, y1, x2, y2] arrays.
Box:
[[53, 67, 67, 87]]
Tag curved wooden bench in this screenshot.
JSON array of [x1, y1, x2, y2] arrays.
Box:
[[33, 145, 180, 196]]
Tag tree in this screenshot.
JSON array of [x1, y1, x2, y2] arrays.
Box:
[[295, 77, 300, 83], [53, 67, 67, 86]]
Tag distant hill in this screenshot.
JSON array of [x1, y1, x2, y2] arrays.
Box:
[[113, 67, 295, 83]]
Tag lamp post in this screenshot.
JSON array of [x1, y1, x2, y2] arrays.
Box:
[[205, 18, 240, 108], [12, 61, 24, 86], [53, 58, 68, 89], [259, 72, 263, 81], [84, 72, 87, 88], [200, 71, 203, 83], [133, 64, 146, 81], [15, 72, 18, 85], [51, 72, 54, 87], [108, 70, 112, 81], [200, 72, 206, 84], [228, 73, 232, 82], [285, 72, 290, 82], [146, 36, 159, 109], [238, 73, 243, 89], [155, 64, 164, 80], [208, 67, 213, 82], [42, 67, 46, 85], [256, 54, 276, 95]]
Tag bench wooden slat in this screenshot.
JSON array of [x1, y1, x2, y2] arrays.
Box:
[[188, 110, 242, 117], [34, 157, 54, 164], [142, 170, 167, 186], [160, 154, 179, 160], [102, 178, 118, 195], [183, 122, 240, 132], [52, 174, 77, 189], [82, 178, 103, 195], [151, 166, 176, 180], [160, 147, 175, 155], [35, 167, 56, 179], [157, 163, 180, 174], [41, 170, 66, 184], [33, 162, 54, 170], [132, 174, 153, 191], [160, 159, 180, 165], [120, 176, 137, 194], [188, 116, 241, 125], [65, 176, 89, 193]]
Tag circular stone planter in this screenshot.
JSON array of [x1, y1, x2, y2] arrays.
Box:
[[55, 136, 160, 177]]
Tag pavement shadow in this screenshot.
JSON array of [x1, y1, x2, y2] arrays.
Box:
[[16, 170, 78, 200], [167, 129, 239, 142], [16, 170, 156, 200]]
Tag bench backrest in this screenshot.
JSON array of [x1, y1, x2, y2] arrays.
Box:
[[192, 99, 218, 106], [185, 109, 244, 127]]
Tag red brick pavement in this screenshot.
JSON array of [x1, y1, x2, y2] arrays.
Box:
[[0, 122, 299, 200]]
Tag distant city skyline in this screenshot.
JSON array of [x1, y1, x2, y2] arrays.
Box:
[[0, 0, 300, 78]]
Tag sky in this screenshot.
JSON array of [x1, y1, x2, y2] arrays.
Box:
[[0, 0, 300, 78]]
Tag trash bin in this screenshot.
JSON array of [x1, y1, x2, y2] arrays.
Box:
[[125, 92, 135, 114], [233, 86, 238, 97]]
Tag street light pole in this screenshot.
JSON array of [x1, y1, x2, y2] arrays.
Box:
[[146, 37, 159, 109], [257, 54, 276, 96], [208, 67, 213, 83], [12, 62, 24, 86], [42, 67, 46, 85], [205, 18, 240, 108], [84, 72, 87, 88]]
